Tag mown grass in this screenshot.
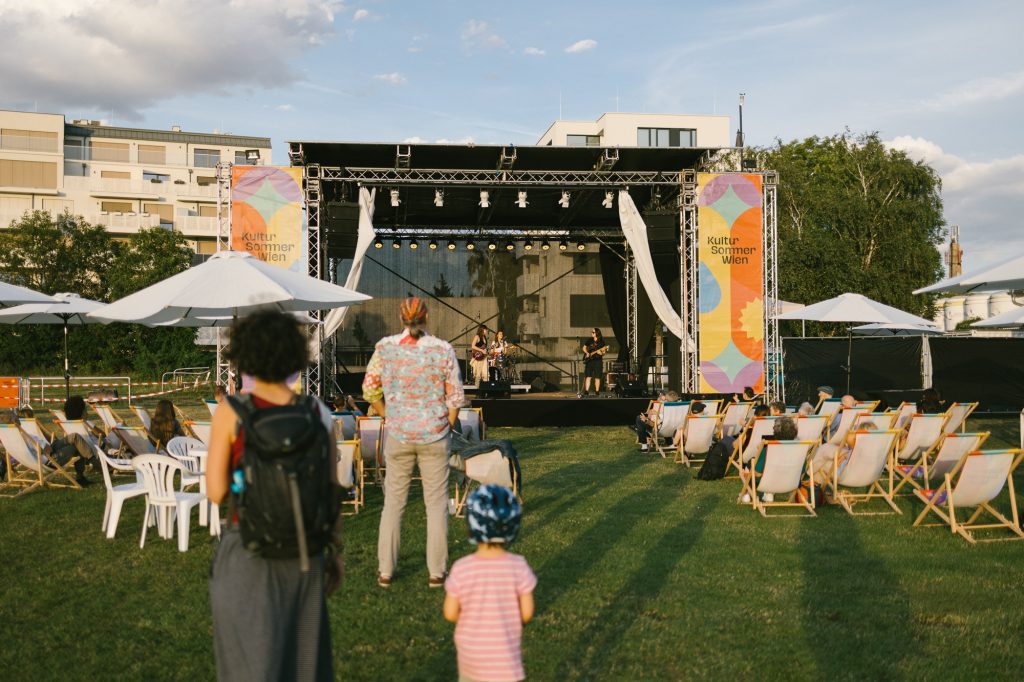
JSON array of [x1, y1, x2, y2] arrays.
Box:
[[1, 417, 1022, 680]]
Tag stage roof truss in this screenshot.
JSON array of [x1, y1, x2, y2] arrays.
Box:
[[320, 166, 683, 187]]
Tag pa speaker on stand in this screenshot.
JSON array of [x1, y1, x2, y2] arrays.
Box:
[[477, 380, 512, 399]]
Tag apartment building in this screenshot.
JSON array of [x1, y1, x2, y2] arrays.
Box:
[[0, 109, 272, 257], [537, 111, 731, 148]]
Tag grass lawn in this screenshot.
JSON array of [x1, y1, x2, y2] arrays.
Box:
[[2, 416, 1023, 680]]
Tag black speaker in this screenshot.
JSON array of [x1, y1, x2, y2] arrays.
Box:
[[615, 379, 647, 398], [643, 209, 678, 256], [324, 200, 360, 259], [530, 377, 546, 393], [478, 380, 512, 398]]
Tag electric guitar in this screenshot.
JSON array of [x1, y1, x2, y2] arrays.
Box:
[[583, 345, 609, 360]]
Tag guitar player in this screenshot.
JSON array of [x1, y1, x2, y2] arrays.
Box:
[[470, 325, 489, 385], [581, 328, 609, 397]]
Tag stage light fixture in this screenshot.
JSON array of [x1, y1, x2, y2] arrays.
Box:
[[516, 191, 528, 208], [558, 240, 568, 251], [466, 241, 476, 250], [392, 239, 401, 249], [433, 189, 444, 207], [523, 241, 533, 251], [602, 191, 614, 209], [541, 240, 551, 251], [558, 191, 570, 208], [447, 240, 457, 250], [428, 240, 438, 250], [504, 241, 515, 251], [373, 238, 384, 249], [576, 242, 586, 251], [487, 241, 497, 251], [479, 190, 490, 208], [409, 240, 419, 250], [390, 189, 401, 207]]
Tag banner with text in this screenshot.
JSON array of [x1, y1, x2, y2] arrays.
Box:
[[696, 173, 764, 393], [231, 166, 305, 272]]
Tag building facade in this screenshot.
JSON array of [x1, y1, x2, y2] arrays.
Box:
[[537, 111, 731, 149], [0, 109, 271, 257]]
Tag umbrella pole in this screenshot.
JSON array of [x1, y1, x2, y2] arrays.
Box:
[[63, 319, 70, 400], [846, 328, 852, 395]]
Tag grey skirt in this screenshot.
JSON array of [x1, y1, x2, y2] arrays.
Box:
[[209, 530, 334, 682]]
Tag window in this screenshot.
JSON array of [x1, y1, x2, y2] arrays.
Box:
[[101, 201, 133, 213], [569, 294, 612, 328], [198, 205, 219, 218], [0, 128, 58, 153], [566, 134, 600, 147], [572, 254, 601, 275], [138, 144, 166, 165], [143, 203, 173, 222], [91, 141, 130, 162], [100, 170, 130, 180], [0, 159, 57, 188], [195, 175, 217, 186], [143, 171, 170, 183], [522, 295, 539, 313], [636, 127, 696, 148], [194, 148, 220, 168], [64, 138, 87, 160]]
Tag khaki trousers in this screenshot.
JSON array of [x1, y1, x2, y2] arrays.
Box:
[[378, 434, 450, 579]]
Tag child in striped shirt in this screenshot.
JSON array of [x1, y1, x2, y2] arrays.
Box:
[[444, 484, 536, 682]]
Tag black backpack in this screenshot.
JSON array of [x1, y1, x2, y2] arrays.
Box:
[[227, 395, 339, 571], [696, 440, 730, 481]]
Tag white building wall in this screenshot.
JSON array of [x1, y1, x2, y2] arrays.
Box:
[[537, 112, 731, 148]]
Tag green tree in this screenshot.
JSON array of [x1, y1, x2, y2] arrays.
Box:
[[467, 251, 520, 336], [759, 133, 945, 335], [432, 273, 454, 298]]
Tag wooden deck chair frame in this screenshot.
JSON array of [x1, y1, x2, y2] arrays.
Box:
[[854, 400, 881, 412], [912, 449, 1024, 544], [726, 417, 780, 479], [652, 401, 690, 458], [828, 430, 901, 515], [827, 408, 868, 446], [91, 404, 120, 435], [943, 402, 978, 434], [894, 431, 990, 495], [675, 414, 724, 468], [0, 424, 81, 495], [853, 412, 898, 432], [331, 411, 358, 441], [458, 407, 486, 442], [336, 439, 363, 515], [700, 399, 723, 416], [453, 448, 520, 518], [817, 399, 842, 418], [891, 413, 951, 495], [19, 418, 52, 445], [112, 426, 158, 457], [740, 440, 817, 517], [891, 402, 917, 430], [357, 416, 385, 484]]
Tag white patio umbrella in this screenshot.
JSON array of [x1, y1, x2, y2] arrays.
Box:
[[970, 305, 1024, 328], [0, 280, 55, 307], [913, 252, 1024, 295], [90, 250, 370, 325], [775, 293, 936, 392], [0, 292, 106, 398], [852, 322, 943, 336]]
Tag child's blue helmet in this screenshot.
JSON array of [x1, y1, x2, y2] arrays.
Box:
[[466, 484, 522, 545]]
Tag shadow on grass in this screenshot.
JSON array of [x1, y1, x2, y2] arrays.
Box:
[[798, 508, 918, 679]]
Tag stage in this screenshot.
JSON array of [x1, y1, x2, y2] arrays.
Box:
[[469, 393, 649, 428]]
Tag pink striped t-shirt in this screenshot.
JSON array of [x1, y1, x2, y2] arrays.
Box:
[[445, 552, 537, 682]]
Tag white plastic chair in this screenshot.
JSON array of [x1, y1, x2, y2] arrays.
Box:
[[166, 436, 206, 490], [744, 440, 817, 517], [829, 430, 901, 515], [97, 446, 146, 538], [677, 414, 723, 468], [458, 407, 485, 442], [721, 402, 753, 438], [133, 454, 204, 552], [653, 402, 690, 457]]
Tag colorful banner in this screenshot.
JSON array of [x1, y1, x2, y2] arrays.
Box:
[[696, 173, 764, 393], [231, 166, 306, 272]]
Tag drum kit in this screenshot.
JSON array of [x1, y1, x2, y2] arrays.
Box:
[[489, 345, 521, 383]]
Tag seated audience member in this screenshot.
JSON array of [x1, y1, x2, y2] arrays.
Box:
[[149, 399, 186, 448], [827, 394, 857, 440], [732, 386, 757, 403], [742, 416, 798, 502], [671, 401, 706, 450], [635, 390, 679, 452], [1, 408, 98, 486], [815, 385, 835, 410], [918, 388, 945, 414], [62, 395, 105, 442], [213, 384, 227, 404], [330, 392, 364, 417], [797, 402, 815, 416], [768, 401, 786, 416], [753, 404, 769, 418], [812, 420, 877, 489]]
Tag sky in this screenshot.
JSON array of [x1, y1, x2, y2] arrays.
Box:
[[1, 0, 1021, 271]]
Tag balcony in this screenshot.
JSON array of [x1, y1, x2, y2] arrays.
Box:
[[174, 215, 220, 237], [175, 182, 219, 201], [1, 133, 59, 154], [63, 175, 162, 199], [92, 212, 162, 233]]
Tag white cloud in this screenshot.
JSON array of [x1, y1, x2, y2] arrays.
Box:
[[402, 136, 426, 144], [352, 8, 370, 21], [565, 39, 597, 54], [435, 136, 476, 145], [887, 136, 1024, 267], [462, 19, 506, 50], [0, 0, 339, 119], [374, 72, 407, 86], [276, 104, 295, 112], [918, 70, 1024, 112], [524, 47, 546, 56]]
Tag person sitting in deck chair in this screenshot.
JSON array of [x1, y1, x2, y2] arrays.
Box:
[[827, 395, 857, 440], [2, 408, 98, 486], [797, 402, 815, 416], [634, 390, 679, 452], [811, 421, 878, 493], [768, 401, 786, 416], [671, 401, 706, 451], [149, 399, 186, 449], [918, 387, 945, 414], [740, 416, 798, 503]]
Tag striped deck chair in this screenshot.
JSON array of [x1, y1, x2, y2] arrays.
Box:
[[742, 440, 817, 517], [186, 421, 212, 445], [721, 402, 754, 438], [652, 401, 690, 458], [828, 430, 901, 515], [700, 399, 723, 416], [451, 442, 519, 517], [817, 398, 842, 418], [336, 439, 363, 514], [943, 402, 978, 435], [891, 413, 950, 495], [51, 409, 67, 423], [58, 419, 103, 451], [795, 415, 829, 445], [853, 411, 898, 432], [331, 411, 358, 441], [676, 414, 724, 468], [0, 423, 81, 495], [357, 416, 385, 484], [894, 432, 989, 495], [19, 418, 51, 445], [891, 402, 917, 430], [132, 406, 152, 431], [458, 407, 486, 442], [826, 408, 867, 446], [727, 416, 780, 479], [91, 404, 126, 449], [113, 426, 158, 458], [855, 400, 881, 411], [913, 449, 1024, 544]]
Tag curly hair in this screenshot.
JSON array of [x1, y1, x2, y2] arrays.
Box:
[[225, 310, 309, 383]]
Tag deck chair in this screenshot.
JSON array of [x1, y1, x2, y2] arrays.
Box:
[[828, 430, 901, 515], [826, 408, 867, 446], [19, 418, 51, 445], [795, 415, 829, 445], [741, 440, 817, 517], [855, 400, 881, 411], [132, 406, 152, 431], [721, 402, 754, 438], [97, 446, 146, 538], [893, 432, 989, 495], [91, 404, 126, 449], [458, 407, 486, 442], [51, 409, 67, 422], [891, 413, 950, 494], [913, 449, 1024, 544], [451, 443, 520, 517], [357, 416, 385, 484], [700, 399, 723, 416], [943, 402, 978, 434], [0, 423, 81, 495], [853, 411, 898, 431], [676, 414, 724, 467], [727, 417, 780, 479], [186, 421, 212, 445], [204, 400, 219, 417], [817, 398, 842, 418], [134, 454, 204, 552], [651, 401, 690, 458], [336, 440, 363, 514], [113, 426, 158, 458], [331, 411, 358, 441], [891, 402, 917, 430], [57, 419, 104, 451]]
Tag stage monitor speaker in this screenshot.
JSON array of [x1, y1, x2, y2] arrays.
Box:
[[643, 209, 678, 256], [615, 379, 647, 398], [529, 377, 546, 393], [477, 380, 512, 398], [324, 200, 360, 259]]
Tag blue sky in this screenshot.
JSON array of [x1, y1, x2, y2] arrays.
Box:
[[2, 0, 1022, 271]]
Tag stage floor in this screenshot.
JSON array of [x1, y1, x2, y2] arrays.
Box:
[[469, 392, 647, 427]]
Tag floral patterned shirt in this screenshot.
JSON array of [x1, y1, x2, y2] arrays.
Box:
[[362, 330, 465, 444]]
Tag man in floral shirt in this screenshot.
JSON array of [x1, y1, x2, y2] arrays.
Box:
[[363, 297, 465, 588]]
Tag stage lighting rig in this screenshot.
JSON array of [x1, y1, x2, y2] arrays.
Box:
[[390, 189, 401, 207], [466, 242, 476, 250], [558, 191, 570, 208], [392, 239, 401, 249], [479, 190, 490, 208], [558, 241, 568, 251], [541, 241, 551, 251], [373, 238, 384, 249], [576, 242, 586, 251], [428, 240, 438, 250], [447, 240, 457, 250], [602, 191, 614, 209], [516, 191, 528, 208], [523, 241, 534, 251], [434, 189, 444, 207], [505, 242, 515, 251], [409, 240, 419, 250], [487, 241, 497, 251]]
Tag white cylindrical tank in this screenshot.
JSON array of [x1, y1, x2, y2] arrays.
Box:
[[964, 293, 990, 320], [943, 296, 966, 331], [989, 292, 1017, 317]]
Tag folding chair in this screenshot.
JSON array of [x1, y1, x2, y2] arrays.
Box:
[[891, 401, 917, 430], [651, 401, 690, 458], [700, 399, 723, 416], [855, 400, 881, 411], [97, 446, 145, 538], [336, 439, 363, 514], [57, 419, 104, 451], [891, 413, 950, 495], [132, 406, 152, 431], [113, 426, 158, 458], [134, 454, 204, 552], [943, 402, 978, 434], [721, 402, 754, 438], [740, 440, 817, 517], [912, 449, 1024, 544], [458, 407, 486, 442], [817, 398, 842, 418], [19, 418, 51, 445], [452, 446, 519, 517], [331, 411, 358, 441], [853, 411, 898, 431], [826, 408, 868, 446], [357, 416, 385, 484], [726, 417, 780, 479], [676, 414, 724, 468], [893, 432, 989, 495], [186, 421, 212, 445], [828, 430, 901, 515], [0, 423, 81, 495], [795, 415, 828, 445], [91, 404, 126, 449]]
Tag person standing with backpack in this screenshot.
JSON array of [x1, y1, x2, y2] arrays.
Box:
[[363, 297, 465, 588], [205, 310, 343, 682]]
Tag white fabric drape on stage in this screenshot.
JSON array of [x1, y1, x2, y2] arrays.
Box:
[[321, 187, 376, 340], [617, 189, 694, 351]]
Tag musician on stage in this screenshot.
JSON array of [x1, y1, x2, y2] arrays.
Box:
[[470, 325, 489, 385], [488, 329, 508, 381], [581, 328, 609, 397]]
